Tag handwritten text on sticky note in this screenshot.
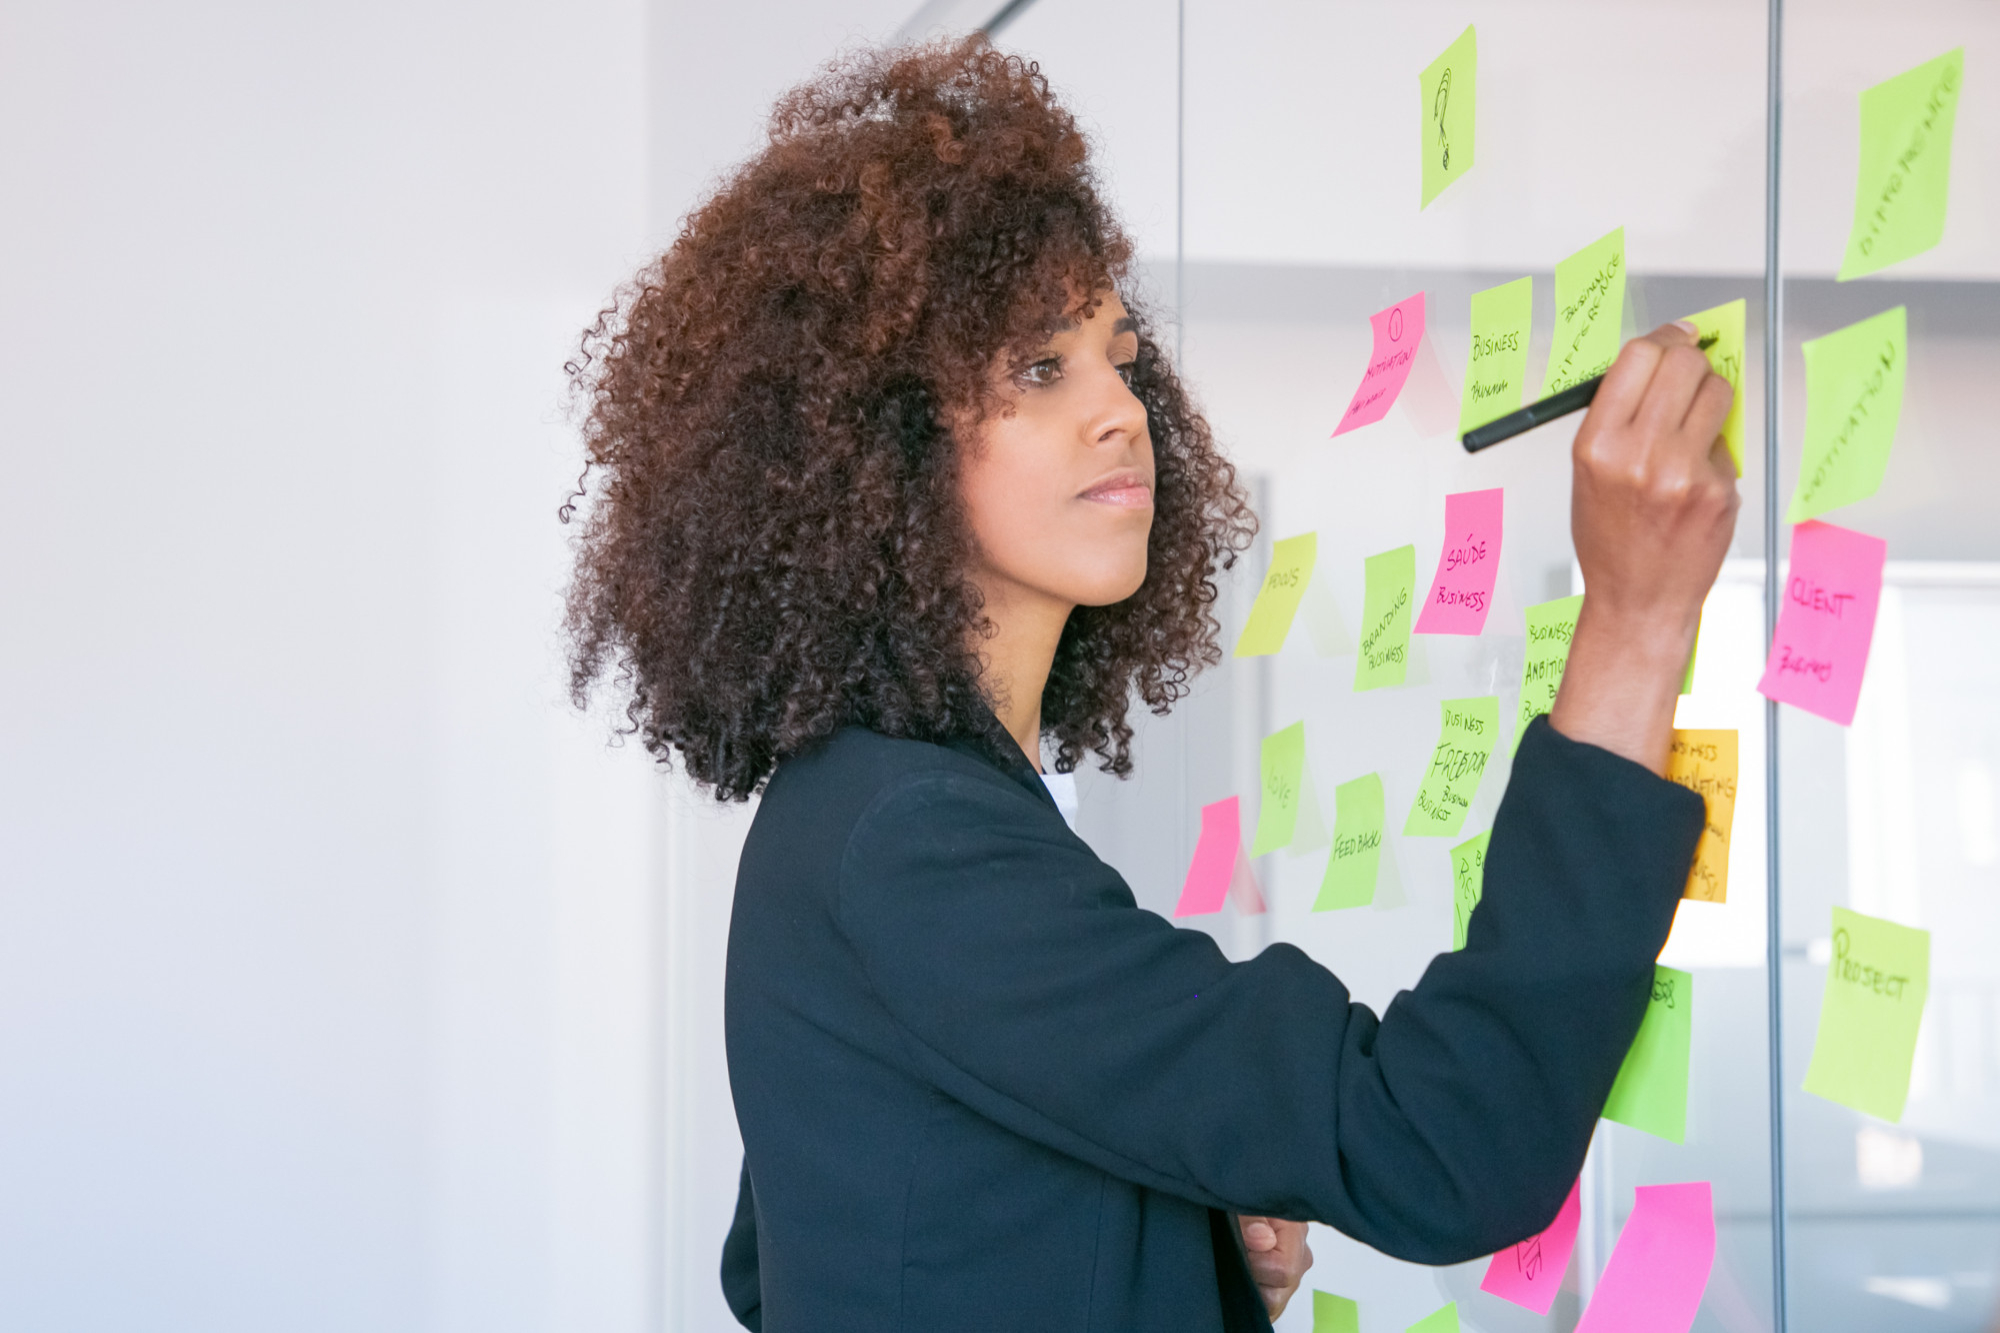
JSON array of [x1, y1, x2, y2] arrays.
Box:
[[1461, 276, 1532, 433], [1789, 306, 1906, 523], [1573, 1182, 1715, 1333], [1841, 48, 1964, 281], [1415, 488, 1503, 635], [1355, 545, 1416, 691], [1683, 299, 1747, 476], [1480, 1179, 1580, 1315], [1667, 730, 1737, 903], [1334, 293, 1426, 436], [1235, 532, 1318, 657], [1757, 520, 1886, 726], [1450, 829, 1489, 951], [1514, 594, 1582, 751], [1419, 26, 1476, 209], [1252, 722, 1307, 856], [1315, 773, 1384, 911], [1602, 965, 1692, 1143], [1543, 227, 1626, 396], [1803, 906, 1930, 1122], [1405, 696, 1498, 838]]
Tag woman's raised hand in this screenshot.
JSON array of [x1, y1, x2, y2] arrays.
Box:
[[1548, 322, 1741, 775]]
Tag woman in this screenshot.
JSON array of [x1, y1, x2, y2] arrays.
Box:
[[565, 39, 1736, 1333]]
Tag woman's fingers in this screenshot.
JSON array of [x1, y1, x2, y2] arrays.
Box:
[[1634, 343, 1718, 444], [1238, 1216, 1313, 1320], [1589, 321, 1700, 425]]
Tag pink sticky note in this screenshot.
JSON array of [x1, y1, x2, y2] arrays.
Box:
[[1332, 292, 1426, 436], [1228, 841, 1267, 915], [1756, 520, 1887, 726], [1414, 488, 1504, 635], [1574, 1182, 1716, 1333], [1480, 1179, 1580, 1315], [1174, 798, 1241, 917]]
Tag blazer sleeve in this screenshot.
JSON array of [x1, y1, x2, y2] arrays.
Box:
[[720, 1161, 762, 1331], [833, 716, 1704, 1264]]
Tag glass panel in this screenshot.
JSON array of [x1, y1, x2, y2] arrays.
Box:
[[1779, 5, 2000, 1329]]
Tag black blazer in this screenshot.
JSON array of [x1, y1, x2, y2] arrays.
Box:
[[720, 714, 1703, 1332]]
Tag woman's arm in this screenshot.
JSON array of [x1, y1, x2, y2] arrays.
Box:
[[721, 1161, 762, 1331]]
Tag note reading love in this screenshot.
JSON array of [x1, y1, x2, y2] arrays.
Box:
[[1788, 306, 1906, 524], [1334, 293, 1426, 437], [1803, 906, 1930, 1122], [1355, 545, 1416, 691], [1235, 532, 1317, 656], [1460, 276, 1532, 433], [1252, 722, 1314, 856], [1419, 25, 1476, 209], [1480, 1179, 1580, 1315], [1667, 730, 1737, 903], [1840, 48, 1964, 281], [1602, 964, 1692, 1143], [1405, 696, 1498, 838], [1542, 227, 1626, 396], [1415, 488, 1503, 635], [1757, 520, 1886, 726]]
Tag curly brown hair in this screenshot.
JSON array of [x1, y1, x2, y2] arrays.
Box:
[[563, 37, 1254, 800]]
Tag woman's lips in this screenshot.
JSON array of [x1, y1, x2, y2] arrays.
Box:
[[1080, 474, 1154, 508]]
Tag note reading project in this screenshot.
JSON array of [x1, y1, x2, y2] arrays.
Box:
[[1788, 306, 1906, 524], [1404, 696, 1498, 838], [1414, 487, 1503, 636], [1334, 293, 1427, 436], [1235, 532, 1318, 656], [1803, 906, 1931, 1122], [1460, 276, 1532, 433], [1667, 730, 1738, 903], [1840, 48, 1964, 281], [1757, 520, 1887, 726], [1418, 25, 1476, 209], [1354, 545, 1416, 691], [1542, 227, 1626, 396]]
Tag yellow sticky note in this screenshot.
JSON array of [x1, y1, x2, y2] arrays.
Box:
[[1804, 907, 1931, 1122], [1252, 722, 1307, 856], [1419, 26, 1476, 209], [1354, 545, 1416, 691], [1682, 299, 1746, 476], [1234, 533, 1317, 657], [1404, 696, 1498, 838], [1841, 48, 1964, 281], [1461, 276, 1532, 433], [1667, 730, 1737, 903], [1450, 829, 1489, 951], [1542, 227, 1626, 396], [1788, 306, 1907, 524]]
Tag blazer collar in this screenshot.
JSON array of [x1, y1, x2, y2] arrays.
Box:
[[946, 704, 1061, 815]]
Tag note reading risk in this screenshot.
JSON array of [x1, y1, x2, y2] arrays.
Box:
[[1460, 276, 1532, 433], [1757, 520, 1886, 726], [1355, 545, 1417, 691], [1415, 487, 1503, 636], [1602, 965, 1692, 1144], [1419, 25, 1476, 209], [1405, 696, 1498, 838], [1334, 293, 1426, 436], [1449, 829, 1489, 951], [1235, 532, 1318, 656], [1667, 730, 1738, 903], [1803, 906, 1930, 1122], [1542, 227, 1626, 396], [1840, 48, 1964, 282], [1788, 306, 1906, 524]]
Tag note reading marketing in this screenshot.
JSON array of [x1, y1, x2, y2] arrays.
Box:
[[1572, 1183, 1715, 1333], [1354, 545, 1416, 691], [1234, 532, 1317, 656], [1601, 965, 1693, 1143], [1840, 48, 1964, 281], [1803, 906, 1931, 1122], [1513, 594, 1582, 751], [1314, 773, 1385, 911], [1419, 25, 1476, 209], [1414, 487, 1503, 635], [1542, 227, 1626, 396], [1460, 276, 1532, 433], [1449, 829, 1489, 951], [1757, 520, 1886, 726], [1788, 306, 1906, 524], [1667, 730, 1737, 903], [1333, 293, 1426, 437], [1405, 696, 1498, 838], [1682, 299, 1747, 476], [1480, 1179, 1580, 1315]]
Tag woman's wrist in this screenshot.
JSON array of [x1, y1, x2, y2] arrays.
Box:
[[1545, 600, 1694, 775]]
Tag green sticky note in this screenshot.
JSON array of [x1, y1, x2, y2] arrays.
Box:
[[1513, 594, 1582, 751], [1460, 276, 1532, 433], [1313, 1290, 1360, 1333], [1840, 48, 1964, 281], [1449, 829, 1489, 951], [1542, 226, 1626, 396], [1683, 298, 1747, 476], [1419, 25, 1476, 209], [1406, 1302, 1459, 1333], [1404, 696, 1498, 838], [1804, 906, 1931, 1122], [1354, 545, 1416, 691], [1252, 721, 1307, 856], [1235, 533, 1317, 656], [1602, 965, 1692, 1143], [1787, 306, 1907, 523], [1314, 773, 1384, 911], [1681, 622, 1700, 696]]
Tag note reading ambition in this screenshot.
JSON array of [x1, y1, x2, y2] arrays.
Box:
[[1667, 730, 1737, 903], [1840, 48, 1964, 281], [1333, 293, 1426, 437], [1405, 696, 1498, 838], [1354, 545, 1416, 691], [1789, 306, 1906, 524], [1513, 594, 1582, 751], [1757, 519, 1886, 726], [1542, 227, 1626, 397], [1419, 25, 1476, 209], [1460, 276, 1532, 433], [1803, 906, 1930, 1122]]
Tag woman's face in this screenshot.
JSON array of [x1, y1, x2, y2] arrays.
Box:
[[959, 292, 1154, 619]]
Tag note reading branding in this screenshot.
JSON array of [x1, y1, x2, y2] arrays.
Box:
[[1354, 545, 1417, 691], [1803, 906, 1931, 1122], [1788, 306, 1907, 524], [1542, 227, 1626, 396], [1333, 293, 1426, 437], [1840, 48, 1964, 281], [1757, 520, 1887, 726], [1513, 594, 1583, 751], [1404, 696, 1498, 838], [1419, 25, 1477, 209], [1460, 276, 1532, 433], [1667, 730, 1738, 903], [1414, 488, 1503, 635]]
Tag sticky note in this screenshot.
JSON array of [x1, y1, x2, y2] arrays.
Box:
[[1174, 797, 1267, 916], [1252, 722, 1307, 856], [1312, 1290, 1360, 1333], [1602, 965, 1692, 1143], [1449, 829, 1489, 951], [1460, 276, 1532, 432], [1788, 306, 1907, 523], [1480, 1179, 1580, 1315], [1682, 299, 1747, 476], [1414, 488, 1503, 635], [1513, 594, 1582, 750], [1406, 1303, 1458, 1333], [1404, 696, 1498, 838], [1334, 293, 1426, 437], [1419, 25, 1476, 208], [1235, 533, 1317, 656], [1803, 906, 1930, 1122], [1315, 773, 1384, 911], [1542, 227, 1626, 396], [1573, 1182, 1715, 1333], [1667, 730, 1738, 903], [1354, 545, 1416, 691], [1840, 48, 1964, 281], [1757, 520, 1887, 726]]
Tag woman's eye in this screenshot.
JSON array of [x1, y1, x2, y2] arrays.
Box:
[[1114, 360, 1138, 386], [1018, 357, 1062, 388]]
